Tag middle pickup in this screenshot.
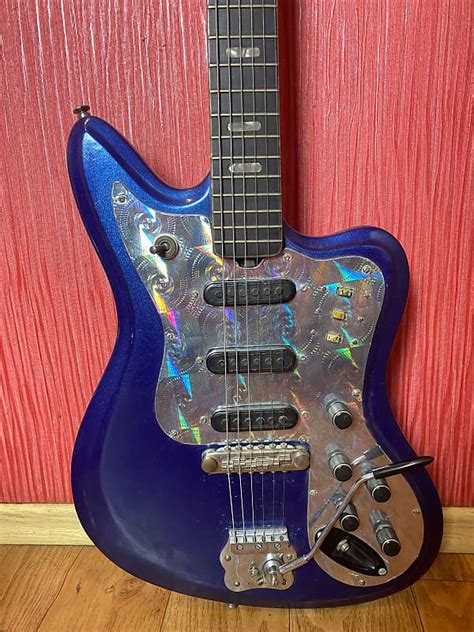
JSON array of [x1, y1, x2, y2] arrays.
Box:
[[206, 346, 297, 374]]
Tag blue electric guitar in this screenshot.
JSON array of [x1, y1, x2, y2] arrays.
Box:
[[68, 0, 442, 608]]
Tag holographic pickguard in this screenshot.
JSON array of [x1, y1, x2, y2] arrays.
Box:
[[113, 182, 424, 588]]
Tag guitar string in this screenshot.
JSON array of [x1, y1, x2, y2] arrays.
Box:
[[263, 0, 278, 529], [237, 0, 256, 531], [213, 0, 235, 530], [273, 0, 287, 528], [248, 0, 266, 530], [226, 0, 247, 531]]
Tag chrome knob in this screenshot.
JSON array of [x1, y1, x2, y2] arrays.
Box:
[[327, 400, 353, 430], [326, 444, 353, 482], [366, 477, 391, 502], [370, 510, 401, 556]]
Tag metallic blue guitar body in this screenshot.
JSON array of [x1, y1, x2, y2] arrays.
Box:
[[67, 115, 442, 608]]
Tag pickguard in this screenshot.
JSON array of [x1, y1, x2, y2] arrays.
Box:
[[113, 181, 424, 588]]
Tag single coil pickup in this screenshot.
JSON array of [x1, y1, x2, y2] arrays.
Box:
[[211, 405, 298, 432], [204, 279, 296, 307], [206, 346, 297, 374]]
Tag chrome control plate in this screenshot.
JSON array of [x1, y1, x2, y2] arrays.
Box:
[[113, 183, 424, 589]]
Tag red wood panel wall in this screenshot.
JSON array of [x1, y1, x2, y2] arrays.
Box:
[[1, 0, 472, 505]]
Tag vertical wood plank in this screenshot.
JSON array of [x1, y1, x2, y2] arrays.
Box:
[[0, 545, 82, 632], [37, 547, 170, 632], [0, 0, 472, 505]]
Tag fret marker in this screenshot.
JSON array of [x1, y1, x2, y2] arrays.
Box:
[[226, 47, 261, 59], [228, 121, 262, 133], [229, 162, 263, 174]]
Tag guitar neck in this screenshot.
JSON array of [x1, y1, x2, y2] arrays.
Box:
[[207, 0, 282, 261]]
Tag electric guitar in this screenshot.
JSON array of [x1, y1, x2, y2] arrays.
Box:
[[67, 0, 442, 608]]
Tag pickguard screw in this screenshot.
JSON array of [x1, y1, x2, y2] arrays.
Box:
[[283, 253, 292, 262], [300, 355, 307, 362], [234, 581, 240, 587], [255, 543, 263, 550], [301, 284, 309, 292], [166, 332, 174, 340], [359, 579, 366, 586], [364, 292, 372, 299], [225, 555, 231, 561], [199, 416, 209, 425], [352, 339, 359, 346], [357, 316, 364, 322], [310, 329, 317, 335], [309, 489, 317, 496], [302, 411, 309, 419], [236, 544, 244, 551], [274, 542, 282, 550], [352, 389, 361, 399], [299, 435, 308, 443], [321, 286, 328, 293], [191, 291, 199, 299], [281, 579, 287, 586], [362, 264, 372, 274], [412, 508, 421, 515], [196, 356, 204, 364], [117, 195, 127, 204], [286, 553, 294, 560], [170, 430, 178, 438], [378, 568, 388, 576]]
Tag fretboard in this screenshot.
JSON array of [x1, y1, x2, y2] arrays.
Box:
[[208, 0, 282, 261]]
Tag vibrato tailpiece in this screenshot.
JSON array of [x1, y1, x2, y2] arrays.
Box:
[[220, 528, 297, 592]]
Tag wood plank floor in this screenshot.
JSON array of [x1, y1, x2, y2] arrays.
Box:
[[0, 547, 472, 632]]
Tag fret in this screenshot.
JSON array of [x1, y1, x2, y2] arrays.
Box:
[[212, 194, 281, 210], [208, 8, 276, 38], [212, 177, 280, 196]]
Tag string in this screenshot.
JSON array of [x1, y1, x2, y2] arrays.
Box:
[[226, 0, 246, 531], [237, 0, 256, 532], [213, 0, 235, 531]]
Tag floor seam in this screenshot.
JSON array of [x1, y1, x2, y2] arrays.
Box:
[[35, 546, 84, 632]]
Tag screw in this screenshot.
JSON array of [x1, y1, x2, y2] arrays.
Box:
[[412, 508, 421, 515], [300, 355, 307, 362], [378, 568, 388, 576], [352, 339, 359, 346], [281, 579, 287, 585], [283, 253, 292, 262], [364, 292, 372, 299], [199, 416, 209, 425], [225, 555, 231, 561], [301, 284, 309, 292], [274, 542, 282, 550], [196, 356, 204, 364], [170, 429, 178, 438], [352, 389, 361, 399], [255, 543, 263, 550], [166, 331, 174, 340], [302, 411, 309, 419], [357, 316, 364, 322], [116, 195, 127, 204], [362, 264, 372, 274], [286, 553, 294, 560], [299, 435, 308, 443], [359, 579, 366, 586], [234, 581, 240, 587], [310, 329, 317, 335], [191, 291, 199, 299], [236, 544, 244, 551], [309, 489, 317, 496]]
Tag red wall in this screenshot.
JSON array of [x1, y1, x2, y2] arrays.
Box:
[[1, 0, 472, 505]]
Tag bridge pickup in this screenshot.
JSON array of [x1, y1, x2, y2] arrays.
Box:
[[206, 346, 296, 374], [204, 279, 296, 307], [201, 443, 310, 474], [211, 405, 298, 432]]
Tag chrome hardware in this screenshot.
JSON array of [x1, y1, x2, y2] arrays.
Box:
[[327, 400, 353, 430], [73, 104, 90, 119], [201, 443, 310, 475], [338, 502, 360, 532], [279, 457, 433, 576], [220, 527, 296, 592], [366, 477, 391, 503], [150, 234, 179, 259], [326, 443, 353, 482], [370, 510, 401, 557]]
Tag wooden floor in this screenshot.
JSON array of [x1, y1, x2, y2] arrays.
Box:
[[0, 547, 472, 632]]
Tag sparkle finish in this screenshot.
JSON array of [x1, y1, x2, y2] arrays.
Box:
[[67, 115, 443, 608], [112, 183, 424, 588]]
